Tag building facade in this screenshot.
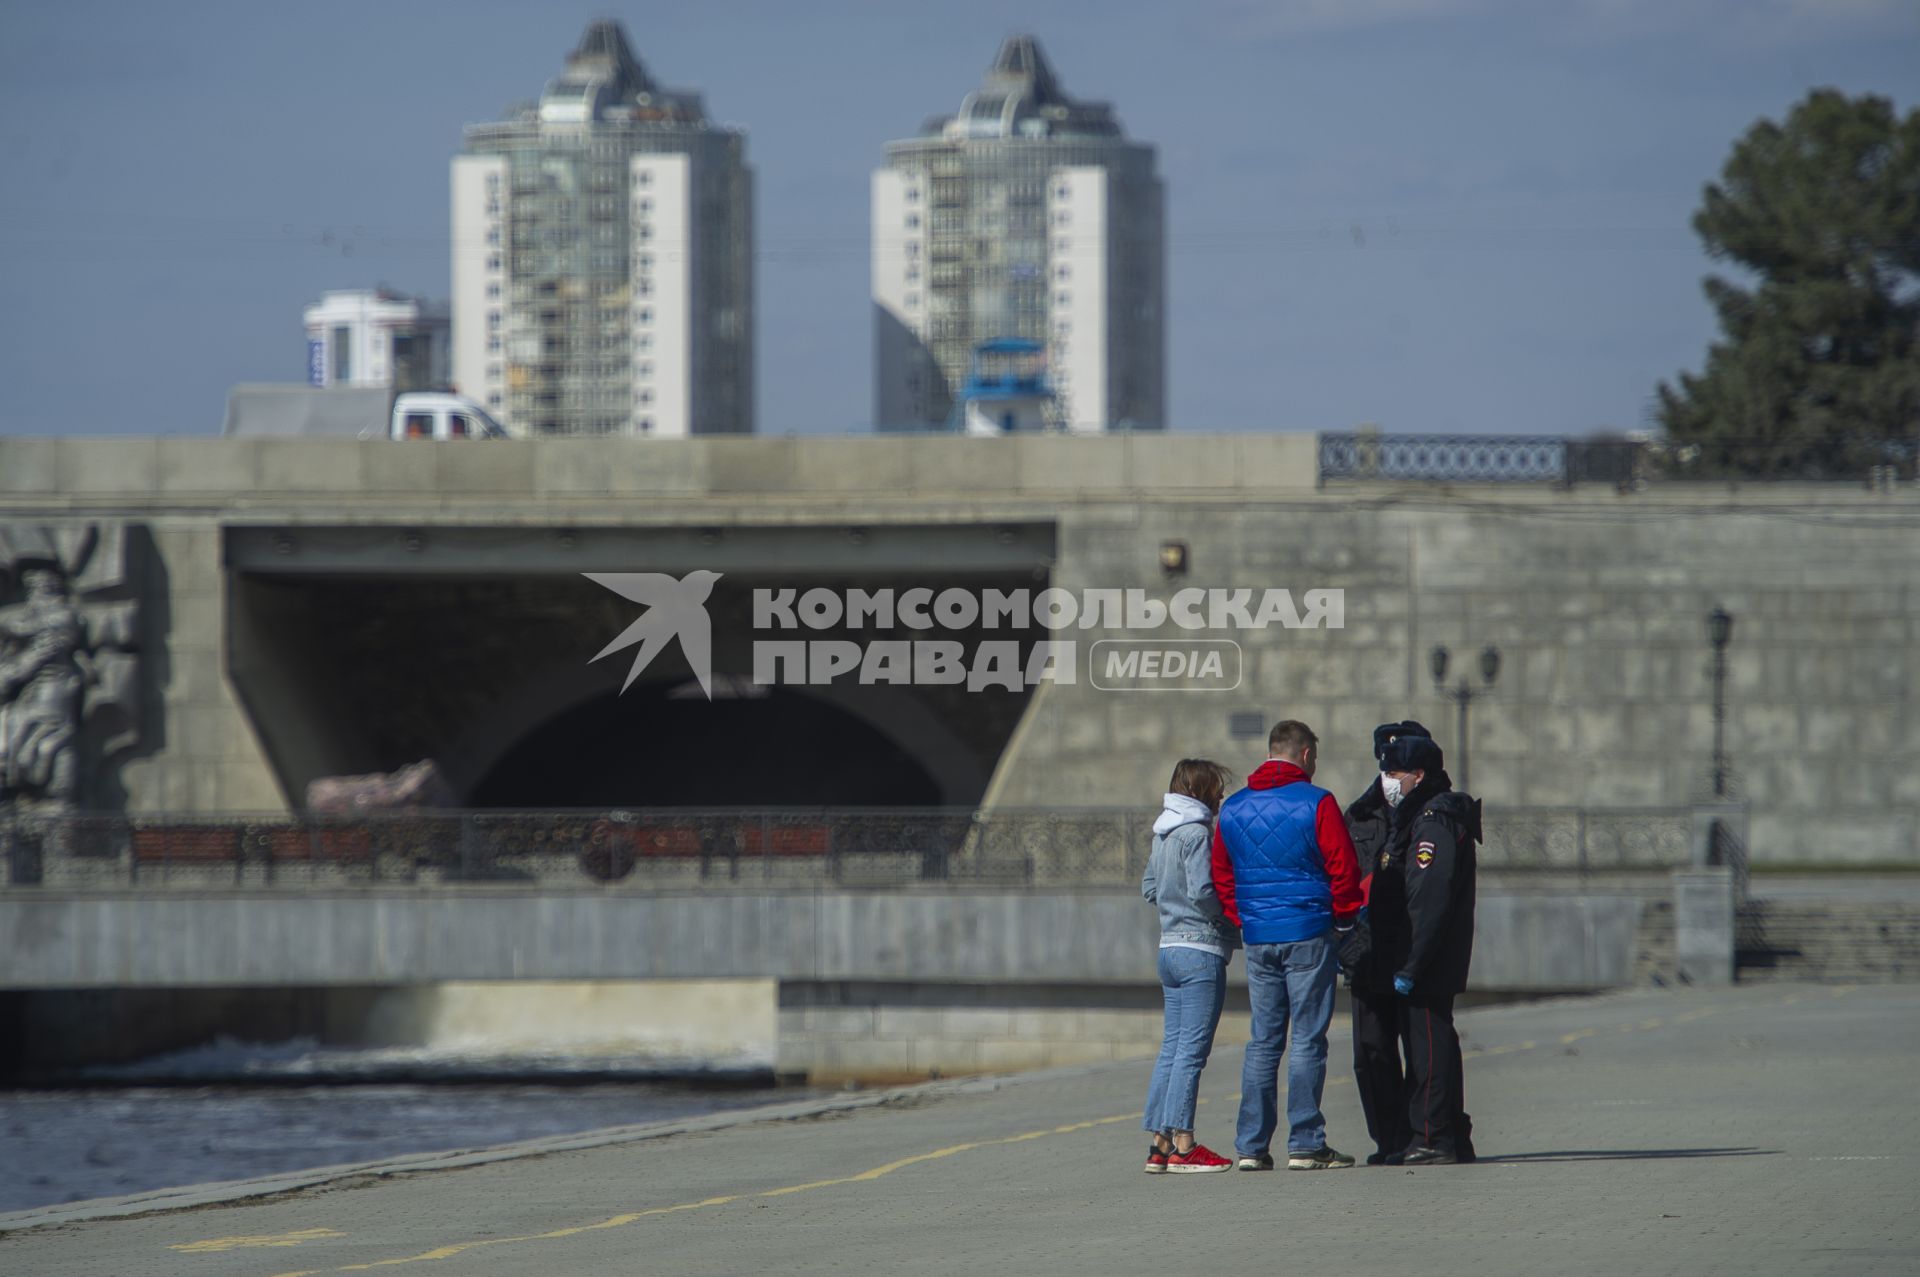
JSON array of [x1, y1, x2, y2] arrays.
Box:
[[873, 36, 1164, 433], [452, 21, 752, 437], [303, 289, 450, 392]]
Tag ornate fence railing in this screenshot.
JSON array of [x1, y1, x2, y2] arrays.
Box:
[[1, 804, 1699, 891], [1318, 431, 1918, 487]]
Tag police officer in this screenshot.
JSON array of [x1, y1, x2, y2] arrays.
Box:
[[1371, 731, 1481, 1165], [1340, 721, 1431, 1166]]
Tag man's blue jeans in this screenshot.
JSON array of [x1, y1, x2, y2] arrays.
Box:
[[1235, 933, 1338, 1157], [1142, 945, 1227, 1134]]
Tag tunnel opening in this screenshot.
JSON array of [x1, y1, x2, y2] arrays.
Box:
[[227, 562, 1046, 811], [470, 683, 944, 808]]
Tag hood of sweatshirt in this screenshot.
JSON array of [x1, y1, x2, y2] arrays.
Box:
[[1153, 792, 1214, 835]]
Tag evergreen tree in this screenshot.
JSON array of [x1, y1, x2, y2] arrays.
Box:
[[1657, 90, 1920, 477]]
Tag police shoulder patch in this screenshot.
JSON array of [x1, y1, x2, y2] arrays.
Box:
[[1414, 842, 1436, 869]]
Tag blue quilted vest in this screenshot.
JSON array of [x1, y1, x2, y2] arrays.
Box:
[[1217, 780, 1334, 944]]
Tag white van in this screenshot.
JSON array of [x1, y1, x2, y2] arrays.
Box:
[[388, 393, 510, 441]]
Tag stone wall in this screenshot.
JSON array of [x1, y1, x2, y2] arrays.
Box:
[[3, 434, 1914, 863]]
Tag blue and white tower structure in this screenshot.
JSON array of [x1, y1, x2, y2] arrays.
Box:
[[950, 338, 1060, 435], [872, 35, 1165, 433]]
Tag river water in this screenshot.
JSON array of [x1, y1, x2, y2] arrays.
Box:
[[0, 1039, 805, 1214]]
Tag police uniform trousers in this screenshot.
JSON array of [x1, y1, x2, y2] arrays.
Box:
[[1398, 992, 1473, 1156], [1349, 983, 1411, 1157]]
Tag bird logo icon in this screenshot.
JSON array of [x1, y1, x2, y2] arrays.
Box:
[[585, 570, 722, 699]]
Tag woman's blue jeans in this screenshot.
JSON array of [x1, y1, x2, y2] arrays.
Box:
[[1142, 945, 1228, 1134]]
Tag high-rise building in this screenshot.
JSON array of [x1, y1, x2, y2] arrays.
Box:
[[302, 289, 450, 392], [453, 21, 752, 437], [873, 36, 1164, 433]]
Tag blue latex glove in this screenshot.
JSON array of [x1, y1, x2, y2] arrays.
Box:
[[1393, 974, 1415, 997]]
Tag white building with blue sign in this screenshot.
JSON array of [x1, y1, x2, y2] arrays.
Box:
[[302, 289, 451, 392]]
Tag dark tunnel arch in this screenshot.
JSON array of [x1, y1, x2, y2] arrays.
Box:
[[468, 681, 961, 808]]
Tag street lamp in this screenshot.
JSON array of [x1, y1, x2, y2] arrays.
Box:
[[1430, 643, 1502, 793], [1707, 607, 1734, 797]]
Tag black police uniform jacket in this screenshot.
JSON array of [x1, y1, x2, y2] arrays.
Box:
[[1364, 771, 1482, 997]]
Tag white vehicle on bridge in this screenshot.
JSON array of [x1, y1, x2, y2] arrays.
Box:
[[223, 384, 509, 441]]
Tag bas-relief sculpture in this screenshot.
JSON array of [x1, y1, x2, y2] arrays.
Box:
[[0, 524, 142, 818]]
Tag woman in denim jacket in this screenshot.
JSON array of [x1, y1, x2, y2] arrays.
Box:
[[1140, 759, 1238, 1173]]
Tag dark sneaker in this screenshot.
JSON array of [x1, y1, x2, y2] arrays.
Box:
[[1287, 1145, 1356, 1170], [1401, 1145, 1458, 1166], [1165, 1144, 1233, 1174], [1365, 1150, 1405, 1167], [1145, 1144, 1170, 1174], [1235, 1153, 1275, 1171]]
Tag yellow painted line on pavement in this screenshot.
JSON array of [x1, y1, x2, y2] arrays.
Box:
[[172, 1227, 345, 1253]]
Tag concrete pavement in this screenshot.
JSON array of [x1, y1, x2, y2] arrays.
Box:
[[3, 983, 1915, 1276]]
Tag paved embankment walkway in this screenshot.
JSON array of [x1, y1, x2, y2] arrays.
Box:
[[3, 984, 1915, 1276]]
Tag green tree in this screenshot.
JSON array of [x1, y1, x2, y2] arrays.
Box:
[[1657, 90, 1920, 477]]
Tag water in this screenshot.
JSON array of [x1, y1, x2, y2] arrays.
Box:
[[1, 1039, 805, 1214]]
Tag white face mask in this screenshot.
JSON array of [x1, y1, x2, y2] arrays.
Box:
[[1381, 775, 1405, 807]]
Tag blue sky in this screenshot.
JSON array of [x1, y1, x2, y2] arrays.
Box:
[[0, 0, 1913, 436]]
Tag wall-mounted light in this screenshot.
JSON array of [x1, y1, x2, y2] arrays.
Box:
[[401, 530, 427, 554], [1159, 540, 1189, 578], [271, 532, 297, 556]]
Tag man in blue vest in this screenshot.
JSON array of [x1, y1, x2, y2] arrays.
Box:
[[1209, 719, 1366, 1170]]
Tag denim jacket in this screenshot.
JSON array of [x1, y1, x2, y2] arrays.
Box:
[[1141, 793, 1240, 952]]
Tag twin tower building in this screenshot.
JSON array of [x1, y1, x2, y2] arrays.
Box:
[[451, 21, 1164, 438]]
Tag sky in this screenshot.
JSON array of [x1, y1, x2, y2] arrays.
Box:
[[0, 0, 1914, 437]]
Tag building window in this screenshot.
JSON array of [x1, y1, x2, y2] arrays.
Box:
[[639, 418, 653, 433], [487, 363, 501, 380], [637, 280, 652, 296], [488, 393, 503, 407], [487, 283, 501, 299], [1056, 292, 1070, 306], [487, 336, 501, 352], [637, 308, 652, 324], [905, 292, 919, 308], [637, 334, 652, 350], [638, 361, 653, 377], [487, 311, 502, 330], [636, 171, 651, 186], [637, 225, 652, 241], [638, 389, 652, 404], [1056, 265, 1070, 280], [329, 326, 351, 382], [905, 214, 920, 228], [487, 228, 500, 245], [905, 241, 919, 258], [636, 198, 652, 213], [905, 186, 920, 202]]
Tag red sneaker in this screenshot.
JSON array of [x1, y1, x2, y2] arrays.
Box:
[[1165, 1143, 1233, 1174], [1145, 1144, 1170, 1174]]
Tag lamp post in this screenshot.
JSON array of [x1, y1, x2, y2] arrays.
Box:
[[1430, 644, 1502, 793], [1707, 607, 1734, 797]]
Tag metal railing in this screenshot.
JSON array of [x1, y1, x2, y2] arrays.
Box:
[[1, 804, 1700, 891], [1318, 431, 1918, 488]]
